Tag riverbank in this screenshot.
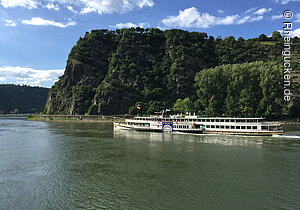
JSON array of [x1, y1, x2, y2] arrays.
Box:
[[26, 115, 126, 123], [23, 115, 300, 125]]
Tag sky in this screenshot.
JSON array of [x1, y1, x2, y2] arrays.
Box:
[[0, 0, 300, 87]]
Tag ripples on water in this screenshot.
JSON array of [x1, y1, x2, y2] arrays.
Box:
[[0, 118, 300, 209]]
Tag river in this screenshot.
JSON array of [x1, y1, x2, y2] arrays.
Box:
[[0, 118, 300, 209]]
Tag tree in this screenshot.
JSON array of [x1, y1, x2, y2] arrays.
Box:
[[195, 61, 283, 118], [271, 31, 282, 41], [259, 34, 268, 41], [172, 98, 194, 113]]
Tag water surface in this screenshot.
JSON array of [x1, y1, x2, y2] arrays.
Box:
[[0, 118, 300, 209]]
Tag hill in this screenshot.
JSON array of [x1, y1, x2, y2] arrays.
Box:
[[45, 28, 300, 118], [0, 84, 49, 114]]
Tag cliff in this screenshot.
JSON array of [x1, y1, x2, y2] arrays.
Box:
[[45, 28, 300, 117]]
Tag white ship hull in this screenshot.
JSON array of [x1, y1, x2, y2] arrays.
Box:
[[114, 115, 283, 136]]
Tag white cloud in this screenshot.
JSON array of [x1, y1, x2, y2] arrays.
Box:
[[276, 27, 300, 37], [253, 8, 272, 15], [272, 14, 282, 20], [22, 17, 76, 28], [245, 7, 257, 14], [250, 16, 263, 21], [4, 19, 16, 26], [0, 66, 64, 87], [289, 28, 300, 37], [217, 9, 224, 14], [110, 22, 149, 28], [50, 0, 155, 14], [1, 0, 154, 14], [295, 13, 300, 23], [67, 5, 77, 13], [78, 0, 154, 14], [45, 3, 60, 11], [276, 0, 300, 4], [162, 7, 263, 29], [0, 0, 39, 9]]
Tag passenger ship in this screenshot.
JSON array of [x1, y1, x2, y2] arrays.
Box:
[[114, 112, 283, 136]]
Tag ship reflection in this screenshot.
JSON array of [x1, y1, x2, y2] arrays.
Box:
[[113, 129, 264, 148]]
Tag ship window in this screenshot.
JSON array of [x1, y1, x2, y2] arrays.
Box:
[[269, 126, 276, 131], [221, 125, 224, 129], [247, 126, 251, 129], [210, 119, 215, 122], [220, 119, 224, 122], [211, 125, 215, 128], [226, 126, 229, 129], [230, 119, 235, 122], [207, 125, 211, 128], [252, 126, 257, 129], [262, 126, 268, 130], [236, 126, 240, 129], [216, 119, 219, 122], [241, 126, 246, 129], [230, 126, 235, 129], [216, 125, 220, 128], [225, 119, 229, 122]]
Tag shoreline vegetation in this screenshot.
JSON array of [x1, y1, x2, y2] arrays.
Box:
[[26, 114, 127, 123], [1, 114, 299, 125]]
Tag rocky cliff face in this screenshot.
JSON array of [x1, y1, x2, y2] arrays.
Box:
[[45, 28, 284, 115]]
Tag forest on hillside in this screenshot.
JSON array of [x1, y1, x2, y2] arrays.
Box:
[[45, 28, 300, 118], [0, 84, 49, 114]]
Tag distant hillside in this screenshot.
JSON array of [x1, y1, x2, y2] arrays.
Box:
[[45, 28, 300, 118], [0, 84, 49, 114]]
